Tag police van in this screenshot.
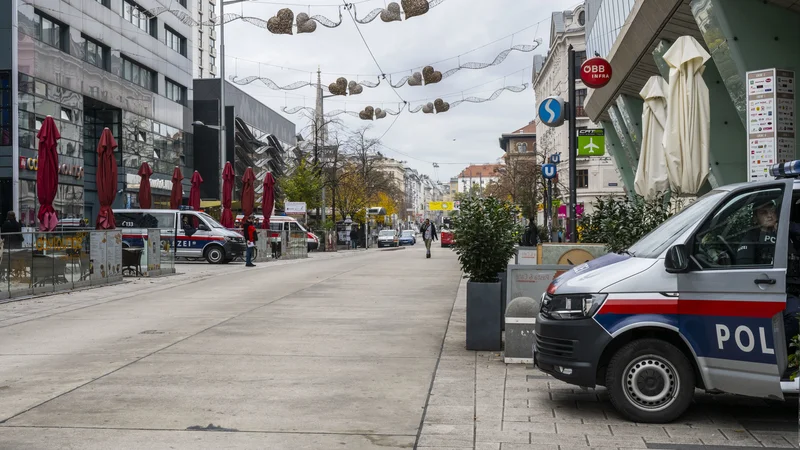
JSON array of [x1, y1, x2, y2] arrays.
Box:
[[535, 161, 800, 423], [113, 209, 246, 264]]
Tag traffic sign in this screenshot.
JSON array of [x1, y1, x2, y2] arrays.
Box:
[[542, 164, 557, 179], [577, 129, 606, 156], [549, 153, 561, 164], [580, 57, 612, 89], [538, 96, 566, 127]]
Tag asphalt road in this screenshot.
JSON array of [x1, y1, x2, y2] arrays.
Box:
[[0, 243, 461, 449]]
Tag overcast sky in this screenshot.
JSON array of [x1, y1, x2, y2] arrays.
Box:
[[223, 0, 579, 181]]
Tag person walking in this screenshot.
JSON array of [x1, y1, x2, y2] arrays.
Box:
[[419, 218, 438, 258], [350, 224, 359, 250], [243, 215, 258, 267], [1, 211, 23, 250]]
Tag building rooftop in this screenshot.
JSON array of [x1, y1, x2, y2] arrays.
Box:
[[458, 164, 503, 178]]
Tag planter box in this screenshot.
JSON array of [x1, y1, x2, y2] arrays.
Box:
[[498, 271, 507, 331], [466, 281, 502, 351]]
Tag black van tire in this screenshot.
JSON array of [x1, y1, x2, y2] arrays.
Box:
[[605, 338, 695, 423], [205, 245, 225, 264]]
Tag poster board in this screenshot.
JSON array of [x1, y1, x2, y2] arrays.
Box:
[[144, 229, 162, 276], [746, 69, 795, 181], [506, 264, 573, 311], [515, 246, 538, 265], [538, 243, 608, 265]]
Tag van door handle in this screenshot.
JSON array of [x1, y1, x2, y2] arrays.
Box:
[[754, 278, 776, 285]]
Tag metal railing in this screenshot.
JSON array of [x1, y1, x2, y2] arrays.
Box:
[[0, 229, 125, 300]]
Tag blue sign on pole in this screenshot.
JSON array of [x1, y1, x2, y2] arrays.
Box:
[[538, 96, 566, 127], [542, 164, 557, 179], [549, 153, 561, 164]]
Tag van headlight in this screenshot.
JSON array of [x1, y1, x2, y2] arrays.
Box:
[[541, 293, 607, 320]]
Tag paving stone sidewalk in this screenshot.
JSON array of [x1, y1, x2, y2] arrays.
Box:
[[418, 279, 799, 450]]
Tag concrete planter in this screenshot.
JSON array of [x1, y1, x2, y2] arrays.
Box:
[[466, 281, 502, 351], [498, 271, 507, 331]]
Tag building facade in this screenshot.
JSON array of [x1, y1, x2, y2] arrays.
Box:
[[532, 2, 624, 220], [2, 0, 195, 225], [456, 164, 502, 195], [192, 0, 216, 78]]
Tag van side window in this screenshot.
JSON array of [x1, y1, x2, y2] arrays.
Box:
[[692, 187, 784, 269]]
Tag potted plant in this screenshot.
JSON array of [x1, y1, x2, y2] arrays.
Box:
[[452, 197, 521, 350]]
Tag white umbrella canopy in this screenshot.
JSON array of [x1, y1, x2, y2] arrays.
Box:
[[635, 75, 670, 200], [662, 35, 711, 197]]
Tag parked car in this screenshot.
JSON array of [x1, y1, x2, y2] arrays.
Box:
[[440, 227, 454, 248], [399, 230, 416, 245], [235, 215, 319, 252], [377, 229, 399, 248]]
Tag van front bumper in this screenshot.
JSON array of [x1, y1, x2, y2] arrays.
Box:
[[224, 241, 246, 257], [534, 314, 611, 388]]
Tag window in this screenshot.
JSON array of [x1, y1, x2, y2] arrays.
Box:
[[60, 107, 73, 122], [83, 35, 110, 71], [576, 89, 587, 117], [177, 0, 186, 7], [0, 71, 11, 146], [122, 0, 156, 37], [122, 56, 156, 91], [94, 0, 110, 7], [34, 11, 69, 52], [209, 55, 216, 67], [165, 79, 187, 105], [573, 50, 587, 79], [516, 142, 527, 153], [576, 169, 588, 189], [165, 27, 187, 56], [692, 188, 785, 269], [578, 10, 585, 26]]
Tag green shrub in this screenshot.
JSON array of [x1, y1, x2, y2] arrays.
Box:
[[579, 194, 676, 253]]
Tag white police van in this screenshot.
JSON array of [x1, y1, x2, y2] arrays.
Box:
[[113, 208, 246, 264], [535, 161, 800, 423]]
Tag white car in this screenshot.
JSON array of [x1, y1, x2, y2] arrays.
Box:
[[377, 229, 399, 248]]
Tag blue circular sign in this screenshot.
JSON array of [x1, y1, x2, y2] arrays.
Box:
[[538, 96, 566, 127], [549, 153, 561, 164], [542, 164, 557, 179]]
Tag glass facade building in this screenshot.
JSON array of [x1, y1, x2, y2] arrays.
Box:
[[1, 0, 195, 226], [585, 0, 636, 59]]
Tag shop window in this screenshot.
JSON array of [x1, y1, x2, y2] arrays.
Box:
[[34, 11, 70, 53], [0, 71, 11, 146], [576, 169, 589, 189]]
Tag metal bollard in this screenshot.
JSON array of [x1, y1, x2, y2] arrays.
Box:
[[503, 296, 540, 364]]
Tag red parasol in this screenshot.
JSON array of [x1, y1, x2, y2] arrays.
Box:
[[241, 167, 256, 217], [261, 172, 275, 230], [221, 162, 235, 227], [169, 167, 184, 209], [138, 162, 153, 209], [189, 170, 203, 211], [36, 116, 60, 231], [95, 128, 118, 230]]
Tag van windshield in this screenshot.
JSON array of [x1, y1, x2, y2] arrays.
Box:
[[626, 191, 727, 258], [199, 213, 225, 229]]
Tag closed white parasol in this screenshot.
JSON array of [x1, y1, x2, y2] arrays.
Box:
[[662, 36, 711, 197], [635, 75, 670, 200]]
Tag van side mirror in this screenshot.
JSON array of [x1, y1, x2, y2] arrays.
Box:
[[198, 224, 210, 232], [665, 244, 690, 273]]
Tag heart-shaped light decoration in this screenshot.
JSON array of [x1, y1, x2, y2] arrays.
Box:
[[375, 108, 387, 119], [267, 8, 294, 35], [328, 77, 347, 96], [380, 2, 402, 22], [422, 102, 434, 114], [359, 106, 374, 120], [407, 72, 423, 86], [401, 0, 429, 19], [348, 81, 364, 95], [422, 66, 442, 85], [296, 12, 316, 34], [434, 98, 450, 113]]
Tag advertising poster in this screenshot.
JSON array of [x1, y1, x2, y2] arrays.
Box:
[[146, 229, 161, 274], [90, 231, 107, 281], [747, 69, 796, 181]]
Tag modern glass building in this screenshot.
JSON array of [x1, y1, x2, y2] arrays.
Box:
[[585, 0, 636, 59], [1, 0, 195, 225]]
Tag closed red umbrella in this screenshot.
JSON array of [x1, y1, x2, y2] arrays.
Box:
[[241, 167, 256, 217], [169, 167, 184, 209], [95, 127, 118, 230], [36, 116, 60, 231], [261, 172, 275, 230], [138, 162, 153, 209], [189, 170, 203, 210], [221, 162, 235, 227]]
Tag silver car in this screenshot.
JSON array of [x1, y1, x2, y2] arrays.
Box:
[[377, 229, 399, 248]]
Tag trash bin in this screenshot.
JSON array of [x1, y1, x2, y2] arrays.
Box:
[[503, 296, 540, 364]]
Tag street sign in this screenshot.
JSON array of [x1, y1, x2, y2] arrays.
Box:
[[541, 164, 557, 179], [538, 96, 566, 127], [580, 57, 612, 89], [577, 129, 606, 156], [549, 153, 561, 164], [285, 201, 307, 214]]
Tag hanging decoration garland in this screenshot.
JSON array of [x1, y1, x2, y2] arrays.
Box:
[[229, 75, 381, 95], [144, 0, 444, 31], [279, 84, 528, 119]]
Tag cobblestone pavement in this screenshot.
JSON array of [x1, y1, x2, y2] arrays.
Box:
[[418, 279, 799, 450]]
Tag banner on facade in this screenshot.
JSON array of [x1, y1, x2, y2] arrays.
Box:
[[428, 201, 459, 211], [747, 69, 795, 182]]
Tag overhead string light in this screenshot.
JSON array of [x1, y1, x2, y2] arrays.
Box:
[[144, 0, 445, 32]]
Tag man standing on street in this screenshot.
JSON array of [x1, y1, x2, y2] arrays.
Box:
[[350, 224, 359, 250], [420, 218, 437, 259], [243, 215, 257, 267]]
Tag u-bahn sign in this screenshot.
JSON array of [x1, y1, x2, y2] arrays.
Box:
[[580, 57, 612, 89]]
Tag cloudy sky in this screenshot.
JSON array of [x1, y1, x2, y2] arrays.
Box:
[[223, 0, 580, 181]]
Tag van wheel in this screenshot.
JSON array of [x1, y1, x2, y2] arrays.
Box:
[[605, 339, 695, 423], [205, 246, 225, 264]]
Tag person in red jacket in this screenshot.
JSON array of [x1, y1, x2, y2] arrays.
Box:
[[243, 215, 258, 267]]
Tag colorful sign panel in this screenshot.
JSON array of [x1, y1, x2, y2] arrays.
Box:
[[577, 129, 606, 156], [580, 57, 613, 89], [747, 69, 796, 182], [428, 201, 459, 211], [557, 204, 584, 219]]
